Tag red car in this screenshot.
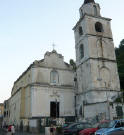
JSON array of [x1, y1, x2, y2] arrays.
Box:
[[79, 120, 109, 135]]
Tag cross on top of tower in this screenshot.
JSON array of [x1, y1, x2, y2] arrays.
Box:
[[84, 0, 95, 4], [52, 43, 56, 50]]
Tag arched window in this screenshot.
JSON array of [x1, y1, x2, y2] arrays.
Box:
[[95, 22, 103, 32], [79, 44, 84, 59], [50, 70, 59, 84], [94, 5, 97, 16], [79, 26, 83, 36]]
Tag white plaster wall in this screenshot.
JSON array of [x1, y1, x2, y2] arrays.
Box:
[[31, 86, 75, 117], [76, 60, 92, 93], [25, 86, 31, 118], [31, 67, 74, 86], [85, 91, 119, 103], [43, 52, 67, 69], [9, 90, 21, 125], [12, 69, 31, 96], [88, 37, 116, 60], [90, 59, 120, 91], [81, 102, 124, 122], [84, 102, 109, 119]]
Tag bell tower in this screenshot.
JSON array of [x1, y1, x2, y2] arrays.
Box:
[[73, 0, 120, 119]]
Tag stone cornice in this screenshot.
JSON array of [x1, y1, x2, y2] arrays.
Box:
[[76, 57, 117, 68], [73, 13, 111, 30], [85, 34, 113, 40], [76, 89, 120, 95], [32, 65, 74, 72], [11, 82, 75, 97], [30, 82, 75, 90]]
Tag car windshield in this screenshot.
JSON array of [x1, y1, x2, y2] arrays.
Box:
[[68, 123, 91, 129], [98, 122, 110, 128], [62, 124, 68, 128], [107, 121, 116, 128], [84, 123, 92, 128], [68, 123, 78, 128]]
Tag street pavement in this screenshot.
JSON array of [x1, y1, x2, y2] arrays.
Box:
[[0, 129, 45, 135], [0, 128, 6, 135], [6, 132, 44, 135], [1, 132, 45, 135]]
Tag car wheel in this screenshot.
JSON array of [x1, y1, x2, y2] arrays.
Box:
[[90, 133, 95, 135], [72, 133, 77, 135]]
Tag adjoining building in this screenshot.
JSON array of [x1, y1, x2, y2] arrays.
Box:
[[3, 100, 10, 127], [0, 103, 4, 126], [7, 50, 75, 132], [0, 103, 4, 117]]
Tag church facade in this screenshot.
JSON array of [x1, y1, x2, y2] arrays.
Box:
[[5, 50, 75, 132]]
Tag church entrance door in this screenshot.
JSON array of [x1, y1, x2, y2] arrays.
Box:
[[50, 101, 59, 118]]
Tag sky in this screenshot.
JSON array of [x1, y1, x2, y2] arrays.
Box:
[[0, 0, 124, 103]]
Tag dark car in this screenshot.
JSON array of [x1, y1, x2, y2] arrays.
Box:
[[63, 122, 92, 135], [62, 122, 73, 129]]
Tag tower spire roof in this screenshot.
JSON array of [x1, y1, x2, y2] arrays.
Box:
[[84, 0, 95, 4]]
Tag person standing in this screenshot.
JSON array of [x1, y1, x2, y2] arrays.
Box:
[[50, 124, 55, 135], [11, 124, 15, 135]]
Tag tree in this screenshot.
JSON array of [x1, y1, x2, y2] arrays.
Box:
[[115, 39, 124, 90], [70, 59, 76, 71]]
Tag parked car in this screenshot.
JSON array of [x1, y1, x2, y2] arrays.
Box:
[[63, 122, 92, 135], [79, 120, 109, 135], [62, 122, 74, 129], [95, 119, 124, 135], [109, 128, 124, 135]]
